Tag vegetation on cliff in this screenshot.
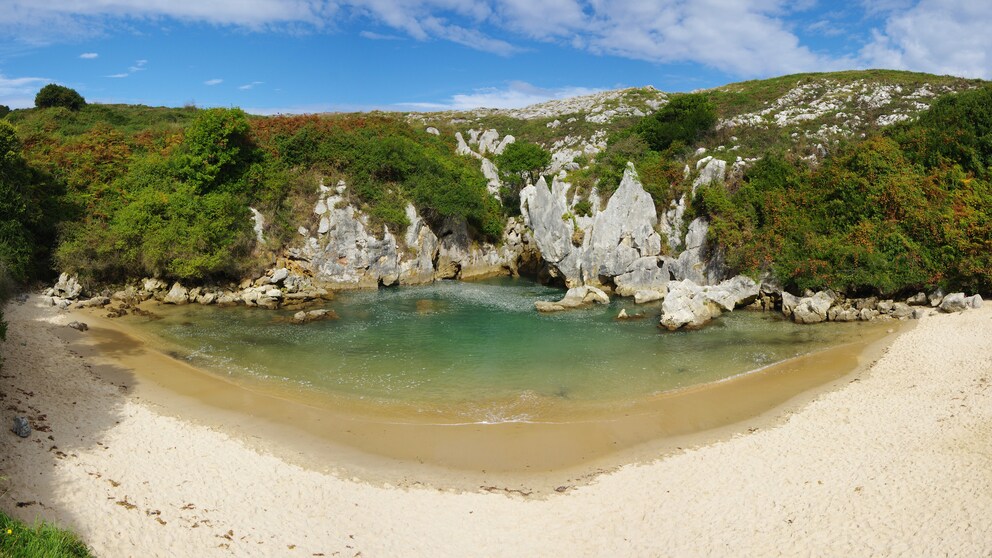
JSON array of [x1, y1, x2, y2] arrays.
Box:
[[700, 84, 992, 295], [0, 73, 989, 297]]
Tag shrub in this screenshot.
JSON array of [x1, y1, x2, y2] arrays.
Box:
[[494, 141, 551, 187], [635, 93, 716, 152], [35, 84, 86, 111]]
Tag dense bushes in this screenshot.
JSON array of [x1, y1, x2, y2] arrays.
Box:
[[258, 115, 502, 240], [701, 87, 992, 295], [634, 93, 715, 152], [35, 84, 86, 111], [0, 121, 61, 281]]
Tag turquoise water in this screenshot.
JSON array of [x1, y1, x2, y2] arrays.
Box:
[[133, 278, 872, 422]]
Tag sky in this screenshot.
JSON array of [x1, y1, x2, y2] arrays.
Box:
[[0, 0, 989, 114]]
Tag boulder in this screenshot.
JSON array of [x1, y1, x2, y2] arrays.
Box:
[[939, 292, 969, 313], [828, 306, 859, 322], [75, 296, 110, 309], [292, 308, 338, 324], [859, 308, 879, 321], [163, 283, 189, 305], [270, 268, 289, 284], [534, 286, 610, 312], [781, 292, 801, 318], [906, 292, 927, 305], [67, 321, 89, 332], [53, 273, 83, 299], [890, 302, 914, 319], [928, 289, 945, 307], [659, 280, 720, 330], [912, 308, 927, 320], [197, 292, 218, 305], [634, 289, 664, 304], [855, 297, 878, 311], [12, 417, 30, 438], [966, 294, 983, 309], [703, 275, 759, 311], [143, 277, 168, 293], [877, 300, 895, 314], [791, 291, 834, 324]]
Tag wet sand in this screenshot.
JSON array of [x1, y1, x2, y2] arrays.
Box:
[[1, 295, 990, 556]]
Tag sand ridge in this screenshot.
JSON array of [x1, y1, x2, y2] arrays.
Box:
[[1, 296, 991, 556]]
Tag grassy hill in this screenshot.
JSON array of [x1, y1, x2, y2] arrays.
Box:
[[0, 69, 989, 295]]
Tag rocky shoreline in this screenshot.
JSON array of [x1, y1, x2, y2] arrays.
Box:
[[39, 146, 985, 330]]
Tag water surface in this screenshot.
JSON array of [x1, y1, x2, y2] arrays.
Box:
[[132, 278, 877, 423]]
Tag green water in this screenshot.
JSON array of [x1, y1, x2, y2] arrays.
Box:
[[133, 278, 874, 422]]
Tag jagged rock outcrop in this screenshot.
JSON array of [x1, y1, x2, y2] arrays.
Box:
[[52, 273, 83, 299], [291, 181, 535, 289], [522, 161, 727, 293], [659, 276, 759, 330], [522, 165, 665, 289]]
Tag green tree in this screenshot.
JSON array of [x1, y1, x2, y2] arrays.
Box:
[[635, 93, 716, 152], [0, 105, 10, 119], [494, 141, 551, 186], [0, 120, 59, 281], [34, 84, 86, 111], [173, 108, 257, 193]]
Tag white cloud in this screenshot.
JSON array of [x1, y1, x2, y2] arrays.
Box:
[[79, 52, 98, 59], [398, 81, 604, 111], [860, 0, 992, 79], [204, 78, 223, 86], [238, 81, 264, 90], [359, 30, 404, 41], [104, 59, 147, 79], [0, 73, 50, 108], [7, 0, 991, 80]]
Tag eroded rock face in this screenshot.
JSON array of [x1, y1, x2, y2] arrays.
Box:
[[294, 183, 534, 289], [522, 165, 666, 289]]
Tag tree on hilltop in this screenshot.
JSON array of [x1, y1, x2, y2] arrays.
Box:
[[35, 84, 86, 111]]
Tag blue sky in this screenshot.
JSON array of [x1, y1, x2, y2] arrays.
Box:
[[0, 1, 988, 114]]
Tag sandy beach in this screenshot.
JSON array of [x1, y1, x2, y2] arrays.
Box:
[[2, 296, 991, 557]]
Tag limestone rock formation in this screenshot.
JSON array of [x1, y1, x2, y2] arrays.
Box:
[[535, 285, 610, 312], [163, 283, 190, 305], [659, 276, 758, 330], [53, 273, 83, 299]]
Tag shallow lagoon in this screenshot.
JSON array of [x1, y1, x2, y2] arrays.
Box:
[[133, 278, 878, 423]]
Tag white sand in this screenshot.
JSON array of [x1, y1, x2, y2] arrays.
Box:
[[2, 296, 991, 557]]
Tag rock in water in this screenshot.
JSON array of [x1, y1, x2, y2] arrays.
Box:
[[67, 321, 89, 332], [659, 280, 719, 330], [12, 417, 31, 438], [534, 285, 610, 312]]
